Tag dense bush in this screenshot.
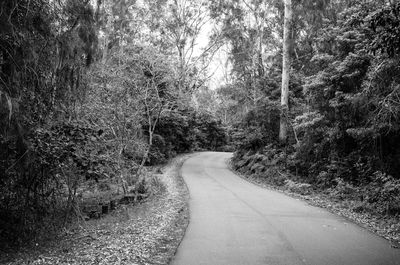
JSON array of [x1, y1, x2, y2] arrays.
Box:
[[0, 0, 100, 246], [293, 2, 400, 184], [230, 2, 400, 218], [0, 121, 108, 246], [148, 108, 228, 165], [232, 101, 281, 151]]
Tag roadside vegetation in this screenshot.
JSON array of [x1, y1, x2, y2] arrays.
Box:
[[2, 155, 191, 264], [210, 0, 400, 245], [0, 0, 226, 258]]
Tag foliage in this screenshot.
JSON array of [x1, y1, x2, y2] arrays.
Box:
[[232, 147, 287, 186], [0, 0, 227, 248], [149, 108, 228, 165], [0, 0, 100, 246], [209, 0, 278, 116], [229, 0, 400, 219], [294, 1, 400, 184], [0, 120, 108, 246], [4, 0, 400, 253]]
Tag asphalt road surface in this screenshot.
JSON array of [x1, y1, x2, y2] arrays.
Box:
[[171, 152, 400, 265]]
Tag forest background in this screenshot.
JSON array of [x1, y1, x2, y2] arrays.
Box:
[[1, 0, 400, 250]]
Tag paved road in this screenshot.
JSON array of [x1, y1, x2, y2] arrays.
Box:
[[171, 152, 400, 265]]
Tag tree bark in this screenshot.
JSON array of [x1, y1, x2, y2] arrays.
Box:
[[279, 0, 292, 143]]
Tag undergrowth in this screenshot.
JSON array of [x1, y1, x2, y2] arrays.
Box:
[[232, 148, 400, 219]]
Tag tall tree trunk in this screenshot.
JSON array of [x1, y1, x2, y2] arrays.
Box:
[[279, 0, 292, 143], [178, 43, 186, 93]]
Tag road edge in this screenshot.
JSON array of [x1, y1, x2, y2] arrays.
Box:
[[225, 157, 400, 248], [166, 153, 196, 265]]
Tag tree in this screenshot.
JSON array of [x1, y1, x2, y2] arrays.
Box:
[[161, 0, 221, 95], [279, 0, 292, 143], [132, 47, 177, 182], [209, 0, 274, 110], [86, 44, 177, 193], [0, 0, 100, 244]]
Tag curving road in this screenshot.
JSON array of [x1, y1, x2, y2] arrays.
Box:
[[171, 152, 400, 265]]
